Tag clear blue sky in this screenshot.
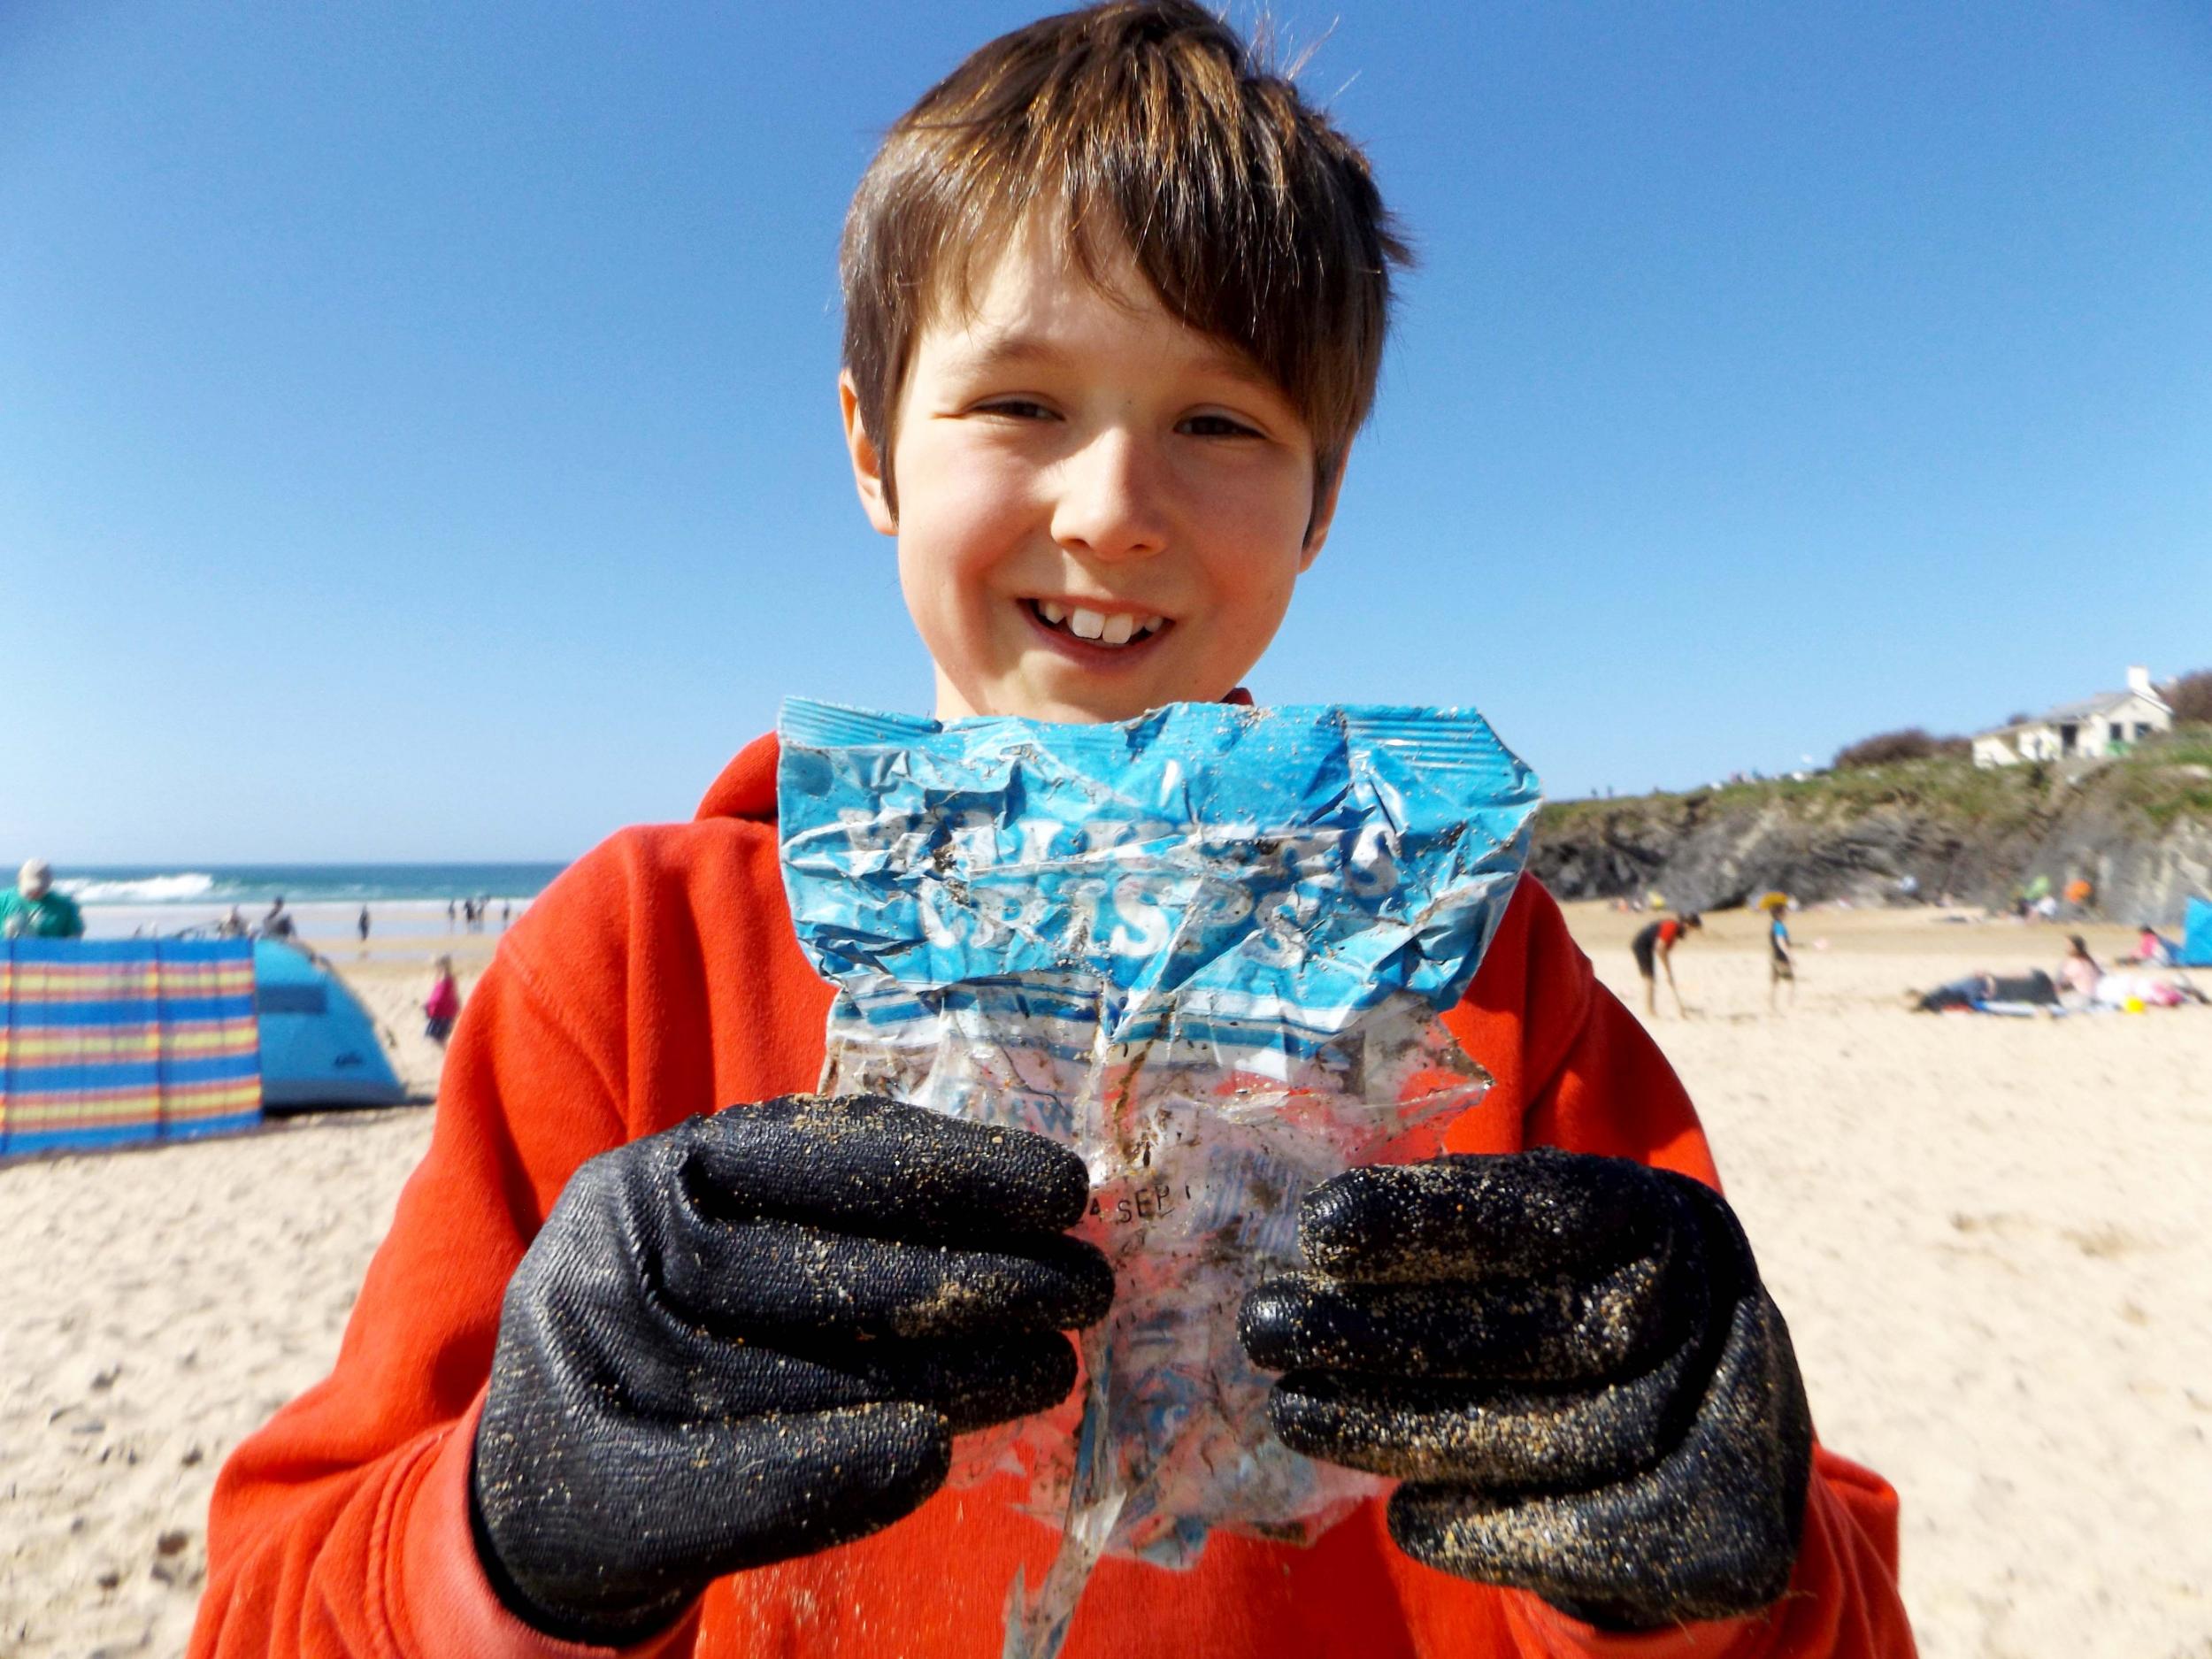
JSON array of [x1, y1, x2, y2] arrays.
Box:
[[4, 1, 2208, 863]]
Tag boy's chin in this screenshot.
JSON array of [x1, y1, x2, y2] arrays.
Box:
[[983, 695, 1156, 726], [950, 676, 1226, 726]]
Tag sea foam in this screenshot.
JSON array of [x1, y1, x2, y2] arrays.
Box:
[[59, 872, 221, 904]]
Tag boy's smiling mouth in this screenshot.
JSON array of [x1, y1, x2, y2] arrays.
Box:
[[1022, 597, 1171, 653]]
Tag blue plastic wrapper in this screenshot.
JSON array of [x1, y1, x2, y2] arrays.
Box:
[[778, 698, 1540, 1656]]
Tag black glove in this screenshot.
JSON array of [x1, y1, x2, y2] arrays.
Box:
[[471, 1094, 1113, 1645], [1240, 1148, 1811, 1630]]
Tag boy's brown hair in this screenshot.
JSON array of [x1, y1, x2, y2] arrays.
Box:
[[841, 0, 1410, 513]]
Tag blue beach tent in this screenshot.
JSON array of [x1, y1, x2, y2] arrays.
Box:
[[253, 941, 406, 1108], [2184, 897, 2212, 969]]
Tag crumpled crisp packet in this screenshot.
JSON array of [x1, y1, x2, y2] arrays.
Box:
[[776, 698, 1540, 1657]]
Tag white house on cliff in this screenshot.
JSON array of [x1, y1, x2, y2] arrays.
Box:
[[1971, 665, 2173, 768]]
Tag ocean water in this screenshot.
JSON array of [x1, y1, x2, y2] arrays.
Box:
[[51, 864, 569, 941], [59, 864, 567, 907]]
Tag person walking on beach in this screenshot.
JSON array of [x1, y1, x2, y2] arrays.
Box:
[[423, 956, 461, 1045], [260, 895, 296, 942], [1768, 902, 1796, 1011], [1632, 910, 1701, 1017], [1, 858, 85, 939], [446, 898, 457, 933], [357, 905, 372, 947]]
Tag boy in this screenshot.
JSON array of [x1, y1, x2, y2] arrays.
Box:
[[192, 6, 1912, 1655]]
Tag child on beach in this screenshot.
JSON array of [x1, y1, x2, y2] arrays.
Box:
[[1770, 902, 1797, 1011], [422, 956, 461, 1045], [191, 7, 1912, 1657], [1632, 910, 1701, 1018]]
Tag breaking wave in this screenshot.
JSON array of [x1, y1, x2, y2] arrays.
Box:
[[59, 872, 222, 904]]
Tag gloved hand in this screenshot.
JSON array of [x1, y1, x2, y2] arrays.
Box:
[[1240, 1148, 1811, 1630], [471, 1094, 1113, 1645]]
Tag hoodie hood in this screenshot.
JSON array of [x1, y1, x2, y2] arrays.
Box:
[[695, 733, 780, 823]]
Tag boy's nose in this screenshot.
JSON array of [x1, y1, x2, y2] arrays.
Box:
[[1049, 429, 1169, 564]]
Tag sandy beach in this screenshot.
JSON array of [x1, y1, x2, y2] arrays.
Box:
[[3, 905, 2207, 1657]]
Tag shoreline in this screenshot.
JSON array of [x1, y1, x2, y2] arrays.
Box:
[[70, 897, 538, 943]]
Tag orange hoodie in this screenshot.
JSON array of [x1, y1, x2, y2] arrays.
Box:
[[190, 735, 1914, 1659]]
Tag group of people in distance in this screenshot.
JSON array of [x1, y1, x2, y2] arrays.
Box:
[[1631, 907, 1798, 1017], [1633, 895, 2206, 1022], [212, 896, 299, 942], [448, 895, 507, 933]]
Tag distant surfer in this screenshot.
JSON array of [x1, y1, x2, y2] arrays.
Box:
[[1632, 910, 1701, 1017]]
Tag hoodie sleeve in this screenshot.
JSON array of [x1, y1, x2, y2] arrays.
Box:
[[1418, 879, 1916, 1658], [187, 847, 696, 1659]]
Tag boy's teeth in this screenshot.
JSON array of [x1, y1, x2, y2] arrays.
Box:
[[1032, 601, 1167, 645]]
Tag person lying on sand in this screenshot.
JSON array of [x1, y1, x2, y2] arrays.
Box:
[[1909, 970, 2056, 1013]]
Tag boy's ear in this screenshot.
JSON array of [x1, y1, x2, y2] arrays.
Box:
[[840, 372, 898, 536], [1299, 450, 1350, 571]]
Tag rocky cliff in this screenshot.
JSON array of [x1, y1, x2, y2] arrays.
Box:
[[1529, 737, 2212, 924]]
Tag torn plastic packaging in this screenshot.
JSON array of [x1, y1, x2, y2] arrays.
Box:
[[777, 698, 1540, 1656]]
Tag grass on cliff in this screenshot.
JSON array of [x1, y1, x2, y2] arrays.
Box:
[[1540, 727, 2212, 831], [2108, 731, 2212, 826]]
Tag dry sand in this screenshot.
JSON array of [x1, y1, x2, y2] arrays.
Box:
[[3, 908, 2208, 1656], [0, 931, 491, 1658]]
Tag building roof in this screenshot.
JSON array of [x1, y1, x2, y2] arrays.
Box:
[[2039, 687, 2170, 722], [1979, 683, 2172, 737]]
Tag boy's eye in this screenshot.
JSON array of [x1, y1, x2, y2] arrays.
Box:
[[974, 398, 1058, 420], [1179, 413, 1263, 439]]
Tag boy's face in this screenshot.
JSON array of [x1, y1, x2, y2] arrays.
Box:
[[842, 225, 1340, 723]]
